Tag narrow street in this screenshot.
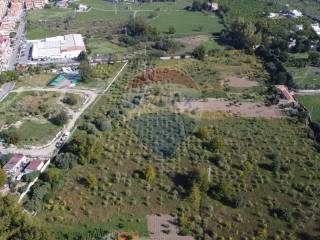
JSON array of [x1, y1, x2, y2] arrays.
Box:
[[8, 11, 26, 70]]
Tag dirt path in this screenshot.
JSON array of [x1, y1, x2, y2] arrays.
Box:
[[177, 98, 284, 118]]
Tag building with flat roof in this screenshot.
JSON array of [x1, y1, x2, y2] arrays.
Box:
[[30, 34, 86, 60]]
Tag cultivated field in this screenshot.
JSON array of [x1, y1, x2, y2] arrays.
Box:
[[23, 59, 320, 239], [297, 95, 320, 123], [288, 67, 320, 89]]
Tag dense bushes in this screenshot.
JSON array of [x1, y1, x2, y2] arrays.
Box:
[[0, 128, 20, 145], [0, 194, 53, 239], [93, 117, 112, 132], [125, 16, 157, 38], [23, 171, 40, 182], [50, 111, 69, 126], [54, 153, 77, 169], [0, 71, 19, 84], [65, 132, 103, 164], [62, 95, 78, 105], [255, 46, 294, 87], [153, 39, 181, 52]]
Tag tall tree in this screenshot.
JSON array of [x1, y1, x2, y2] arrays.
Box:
[[225, 18, 261, 53], [79, 60, 93, 83], [0, 169, 7, 188], [0, 195, 53, 239]]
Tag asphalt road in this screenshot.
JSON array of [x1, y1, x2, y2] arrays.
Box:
[[8, 11, 26, 70]]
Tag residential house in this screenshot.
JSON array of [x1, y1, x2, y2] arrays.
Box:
[[24, 160, 44, 174], [275, 85, 296, 104], [3, 154, 27, 176]]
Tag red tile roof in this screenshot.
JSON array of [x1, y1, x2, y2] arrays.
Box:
[[25, 160, 43, 171]]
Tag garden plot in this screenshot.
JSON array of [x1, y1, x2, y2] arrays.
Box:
[[177, 98, 284, 118]]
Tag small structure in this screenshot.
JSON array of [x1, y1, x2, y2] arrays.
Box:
[[288, 38, 296, 49], [268, 12, 280, 19], [76, 4, 88, 12], [293, 24, 304, 32], [288, 9, 303, 18], [56, 0, 69, 8], [3, 154, 27, 175], [311, 23, 320, 37], [24, 160, 44, 174], [207, 1, 219, 11], [275, 85, 296, 104]]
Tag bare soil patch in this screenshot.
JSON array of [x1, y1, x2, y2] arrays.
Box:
[[177, 98, 284, 118], [224, 76, 259, 88], [147, 214, 194, 240], [129, 68, 197, 89], [175, 34, 210, 48]]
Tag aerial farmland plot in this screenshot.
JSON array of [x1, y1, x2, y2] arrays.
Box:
[[20, 58, 320, 239]]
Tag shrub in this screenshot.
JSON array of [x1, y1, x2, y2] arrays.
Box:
[[82, 174, 98, 189], [62, 95, 78, 105], [23, 171, 40, 183], [94, 118, 112, 132], [54, 153, 77, 169], [50, 111, 69, 126], [192, 46, 206, 60], [0, 129, 20, 145]]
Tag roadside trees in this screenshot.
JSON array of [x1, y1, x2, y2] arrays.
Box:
[[0, 169, 7, 187], [192, 45, 206, 60]]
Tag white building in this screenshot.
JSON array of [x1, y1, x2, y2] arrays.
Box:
[[268, 12, 280, 19], [76, 4, 88, 12], [30, 34, 86, 60], [288, 9, 303, 18], [311, 23, 320, 37]]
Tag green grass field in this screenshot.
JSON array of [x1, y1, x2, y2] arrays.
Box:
[[16, 120, 60, 146], [86, 38, 126, 56], [297, 95, 320, 123], [26, 0, 223, 40], [147, 11, 223, 36], [288, 66, 320, 89]]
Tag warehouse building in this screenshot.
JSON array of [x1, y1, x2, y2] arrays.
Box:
[[29, 34, 86, 60]]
